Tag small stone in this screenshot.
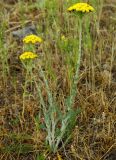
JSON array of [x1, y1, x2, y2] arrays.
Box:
[[12, 25, 37, 39]]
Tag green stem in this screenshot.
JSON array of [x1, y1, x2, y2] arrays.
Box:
[[68, 18, 82, 109], [39, 66, 56, 148], [39, 67, 53, 108], [22, 69, 28, 118], [34, 78, 52, 146], [22, 62, 32, 118]]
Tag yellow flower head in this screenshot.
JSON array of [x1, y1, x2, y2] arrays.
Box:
[[67, 3, 94, 13], [23, 34, 43, 44], [19, 52, 38, 60], [57, 153, 63, 160], [61, 35, 67, 41]]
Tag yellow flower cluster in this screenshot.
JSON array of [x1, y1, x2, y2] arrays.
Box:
[[23, 34, 43, 44], [67, 3, 94, 13], [57, 153, 63, 160], [19, 52, 38, 60], [61, 35, 67, 41]]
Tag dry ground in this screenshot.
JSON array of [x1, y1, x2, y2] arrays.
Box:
[[0, 0, 116, 160]]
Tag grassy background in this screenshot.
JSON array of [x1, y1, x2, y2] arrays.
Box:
[[0, 0, 116, 159]]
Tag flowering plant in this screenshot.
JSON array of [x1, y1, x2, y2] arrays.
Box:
[[23, 34, 43, 44], [19, 35, 42, 118]]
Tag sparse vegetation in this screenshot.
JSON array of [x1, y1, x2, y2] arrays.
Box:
[[0, 0, 116, 160]]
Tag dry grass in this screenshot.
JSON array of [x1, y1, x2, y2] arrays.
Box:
[[0, 0, 116, 159]]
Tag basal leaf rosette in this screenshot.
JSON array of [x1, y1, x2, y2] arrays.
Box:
[[23, 34, 43, 44]]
